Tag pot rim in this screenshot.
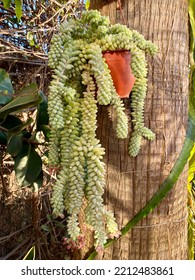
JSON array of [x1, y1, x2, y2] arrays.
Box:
[[102, 49, 130, 54]]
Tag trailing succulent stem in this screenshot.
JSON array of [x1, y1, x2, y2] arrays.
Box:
[[48, 10, 157, 251]]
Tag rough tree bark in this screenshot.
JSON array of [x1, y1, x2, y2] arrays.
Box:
[[87, 0, 189, 260]]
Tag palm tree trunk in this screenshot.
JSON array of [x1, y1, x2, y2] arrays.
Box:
[[89, 0, 189, 259]]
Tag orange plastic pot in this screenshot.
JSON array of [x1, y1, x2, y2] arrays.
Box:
[[102, 50, 136, 98]]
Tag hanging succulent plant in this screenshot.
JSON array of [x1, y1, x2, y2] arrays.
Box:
[[48, 10, 157, 251]]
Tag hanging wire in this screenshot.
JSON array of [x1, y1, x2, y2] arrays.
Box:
[[117, 0, 127, 26]]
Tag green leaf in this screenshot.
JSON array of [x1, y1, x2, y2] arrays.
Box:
[[0, 69, 14, 94], [41, 125, 50, 142], [46, 214, 53, 221], [189, 0, 195, 60], [0, 69, 14, 105], [0, 115, 24, 146], [36, 91, 49, 131], [30, 170, 43, 191], [0, 131, 7, 145], [15, 0, 23, 21], [188, 173, 194, 183], [189, 66, 195, 126], [26, 32, 33, 41], [27, 32, 35, 47], [53, 220, 66, 228], [189, 143, 195, 161], [41, 224, 51, 232], [189, 144, 195, 184], [2, 0, 12, 9], [23, 246, 35, 260], [22, 131, 31, 139], [0, 115, 23, 130], [7, 132, 23, 157], [17, 82, 39, 97], [9, 118, 33, 134], [0, 83, 40, 123], [14, 144, 42, 187], [85, 0, 90, 10], [189, 0, 195, 28]]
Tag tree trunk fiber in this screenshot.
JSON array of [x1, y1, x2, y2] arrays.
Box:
[[85, 0, 189, 260]]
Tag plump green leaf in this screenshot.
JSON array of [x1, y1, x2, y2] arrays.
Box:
[[0, 83, 41, 123], [2, 0, 12, 9], [23, 246, 35, 260], [14, 144, 42, 187], [7, 132, 23, 157], [36, 91, 49, 131], [15, 0, 23, 21], [0, 69, 14, 105]]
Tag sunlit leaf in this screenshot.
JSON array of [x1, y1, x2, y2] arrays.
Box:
[[188, 173, 194, 183], [189, 66, 195, 126], [85, 0, 90, 10], [23, 246, 35, 260], [15, 0, 23, 21], [189, 148, 195, 176], [189, 0, 195, 59], [27, 32, 35, 47], [189, 144, 195, 161], [2, 0, 12, 9]]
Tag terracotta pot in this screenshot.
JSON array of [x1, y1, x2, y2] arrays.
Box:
[[102, 50, 136, 98]]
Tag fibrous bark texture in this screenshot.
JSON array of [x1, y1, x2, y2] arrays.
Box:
[[87, 0, 189, 260]]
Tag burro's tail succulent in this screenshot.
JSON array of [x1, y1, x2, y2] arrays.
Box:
[[47, 9, 157, 251]]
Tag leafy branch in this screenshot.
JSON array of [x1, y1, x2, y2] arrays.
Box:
[[0, 68, 49, 190], [2, 0, 23, 21]]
